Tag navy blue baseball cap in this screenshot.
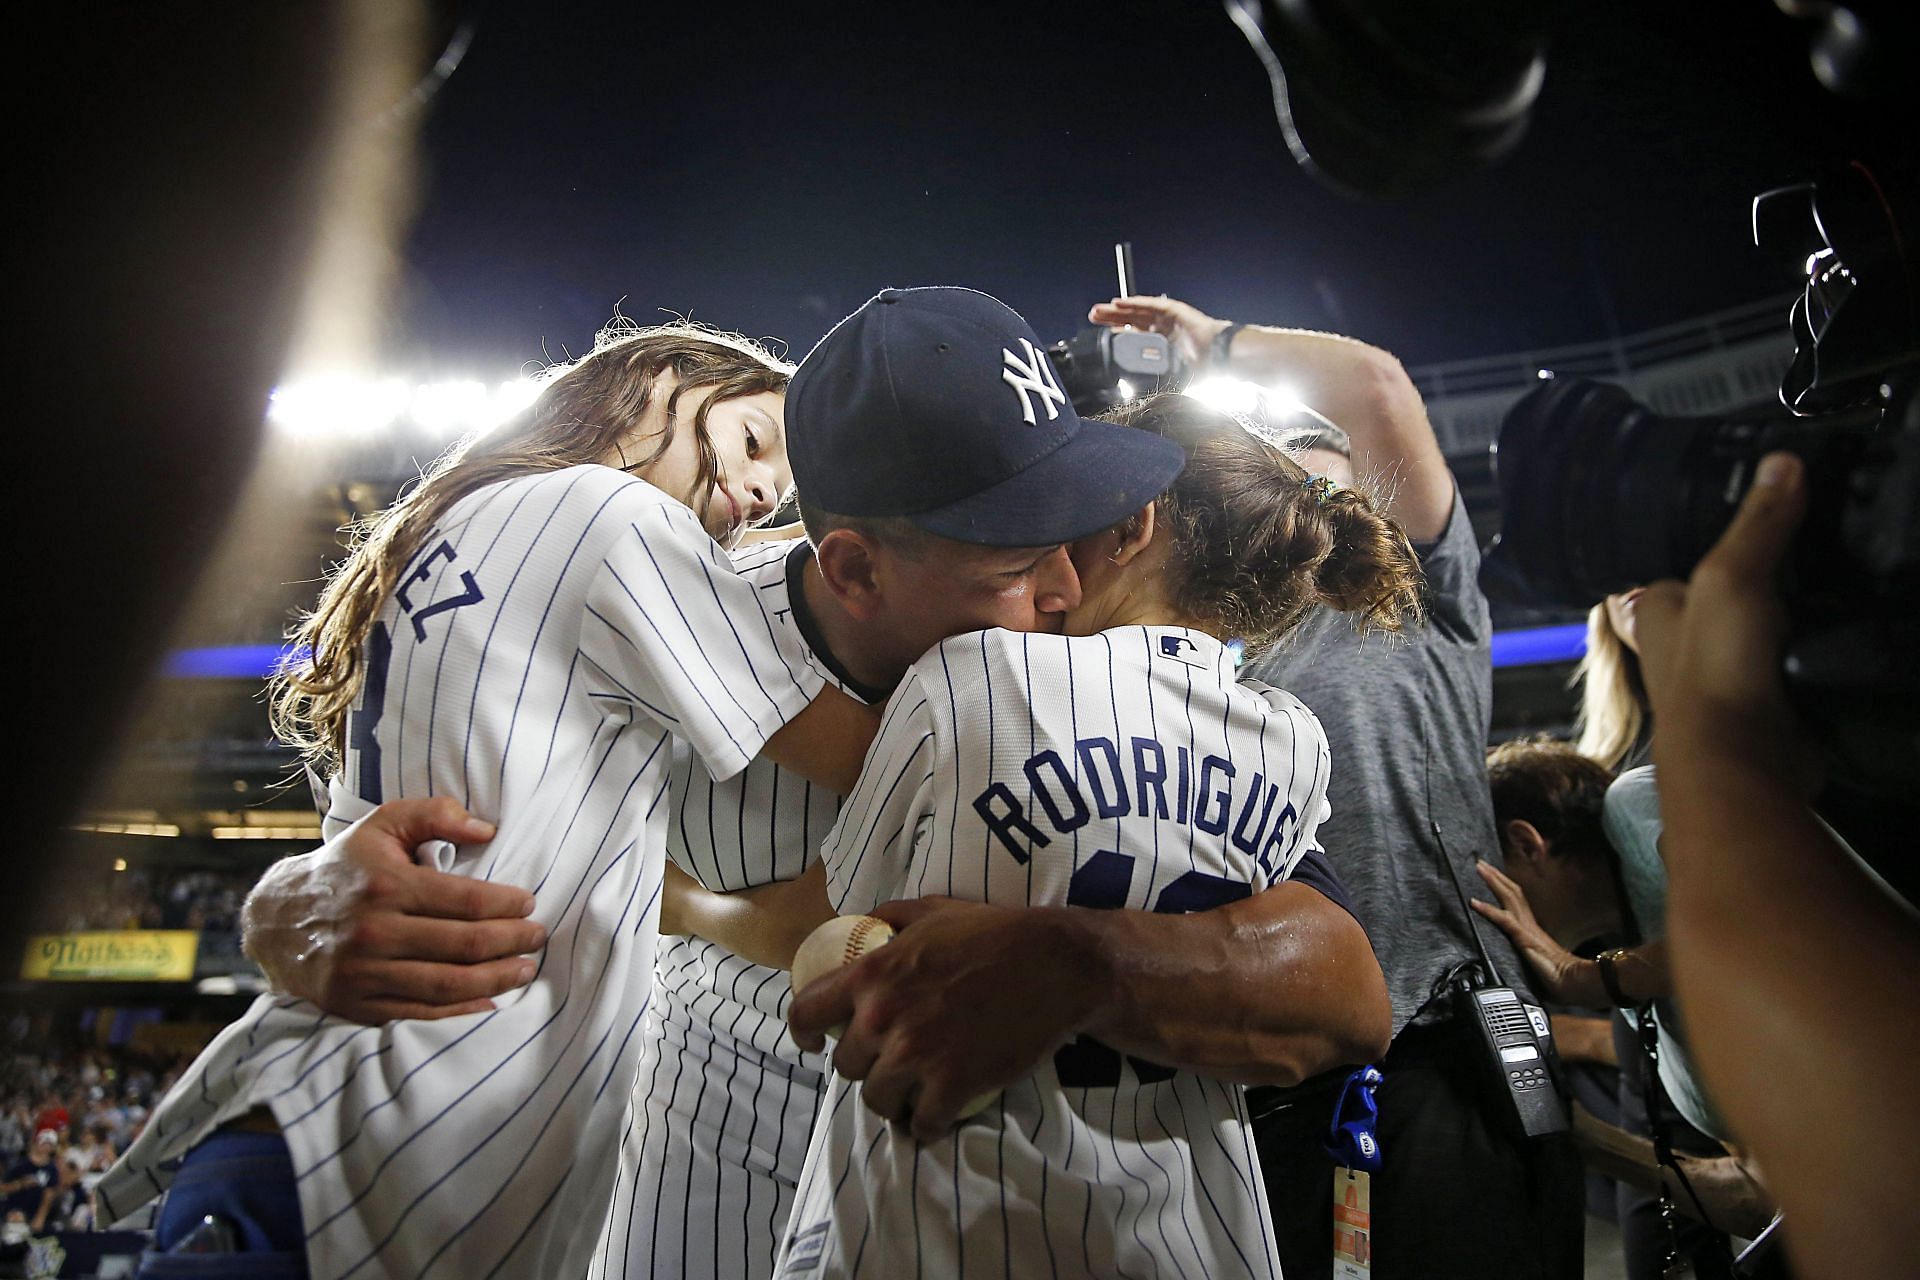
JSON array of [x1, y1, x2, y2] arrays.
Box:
[[786, 286, 1187, 546]]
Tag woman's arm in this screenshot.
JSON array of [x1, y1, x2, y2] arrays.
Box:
[[660, 862, 834, 971]]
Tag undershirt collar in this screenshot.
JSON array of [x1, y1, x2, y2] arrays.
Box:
[[783, 540, 891, 706]]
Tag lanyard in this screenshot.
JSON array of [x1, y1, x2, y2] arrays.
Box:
[[1324, 1065, 1384, 1173]]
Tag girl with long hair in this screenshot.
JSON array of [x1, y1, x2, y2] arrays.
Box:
[[103, 320, 878, 1279]]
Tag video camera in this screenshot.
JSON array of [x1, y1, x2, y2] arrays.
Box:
[[1048, 243, 1184, 415], [1484, 163, 1920, 796], [1049, 324, 1179, 415]]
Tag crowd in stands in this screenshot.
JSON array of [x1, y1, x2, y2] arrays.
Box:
[[0, 1044, 188, 1243], [43, 870, 252, 935]]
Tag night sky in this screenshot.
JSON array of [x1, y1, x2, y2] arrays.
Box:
[[389, 0, 1907, 376]]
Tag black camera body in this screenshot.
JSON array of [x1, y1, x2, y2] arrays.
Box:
[[1485, 164, 1920, 796], [1048, 324, 1181, 415], [1046, 241, 1186, 415]]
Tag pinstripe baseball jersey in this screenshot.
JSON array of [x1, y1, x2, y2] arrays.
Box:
[[592, 538, 850, 1280], [777, 625, 1333, 1280], [98, 464, 826, 1280]]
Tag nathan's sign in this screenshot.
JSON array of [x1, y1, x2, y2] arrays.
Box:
[[22, 931, 200, 982]]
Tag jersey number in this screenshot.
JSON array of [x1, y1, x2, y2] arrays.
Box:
[[1052, 850, 1252, 1089], [342, 541, 484, 804]]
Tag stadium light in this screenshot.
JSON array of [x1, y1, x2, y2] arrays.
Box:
[[70, 819, 181, 838], [1183, 376, 1261, 415], [267, 376, 541, 440], [1183, 377, 1310, 420], [211, 823, 323, 840], [1262, 382, 1308, 414], [267, 376, 409, 438]]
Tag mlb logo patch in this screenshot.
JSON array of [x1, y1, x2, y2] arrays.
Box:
[[1157, 634, 1209, 669]]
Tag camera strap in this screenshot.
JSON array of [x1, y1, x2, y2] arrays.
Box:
[[1632, 1005, 1732, 1278]]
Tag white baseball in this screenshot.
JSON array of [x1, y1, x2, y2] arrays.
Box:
[[790, 914, 998, 1122], [791, 915, 894, 1015]]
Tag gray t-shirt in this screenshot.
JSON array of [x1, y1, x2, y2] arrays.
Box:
[[1244, 489, 1531, 1036]]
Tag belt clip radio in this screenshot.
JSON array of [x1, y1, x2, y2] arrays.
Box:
[[1434, 822, 1569, 1140], [1451, 977, 1569, 1139]]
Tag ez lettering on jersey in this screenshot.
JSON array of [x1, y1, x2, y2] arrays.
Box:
[[972, 735, 1301, 882], [348, 537, 486, 803]]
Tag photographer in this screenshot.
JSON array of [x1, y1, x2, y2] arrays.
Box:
[[1633, 452, 1920, 1280], [1093, 295, 1583, 1279]]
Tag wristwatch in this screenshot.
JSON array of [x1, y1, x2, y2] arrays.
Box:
[[1595, 948, 1637, 1008], [1208, 321, 1246, 372]]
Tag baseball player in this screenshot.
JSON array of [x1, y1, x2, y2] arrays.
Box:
[[768, 391, 1422, 1279], [97, 323, 879, 1279], [587, 289, 1186, 1279], [586, 535, 858, 1280], [248, 288, 1393, 1280]]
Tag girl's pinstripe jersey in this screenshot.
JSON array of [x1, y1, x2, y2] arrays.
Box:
[[98, 465, 826, 1280], [777, 625, 1332, 1280], [592, 538, 851, 1280]]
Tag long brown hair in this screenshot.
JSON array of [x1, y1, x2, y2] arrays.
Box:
[[271, 319, 793, 774], [1104, 393, 1424, 656]]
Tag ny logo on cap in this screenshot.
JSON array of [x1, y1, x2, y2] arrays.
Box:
[[1001, 338, 1067, 425]]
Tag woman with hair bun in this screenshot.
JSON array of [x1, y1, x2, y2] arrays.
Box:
[[673, 390, 1414, 1279], [772, 390, 1416, 1278], [1090, 391, 1425, 655]]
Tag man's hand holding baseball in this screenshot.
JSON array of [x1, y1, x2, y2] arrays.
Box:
[[787, 897, 1107, 1142]]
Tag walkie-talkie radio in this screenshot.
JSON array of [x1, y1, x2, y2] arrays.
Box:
[[1455, 983, 1568, 1139], [1435, 822, 1570, 1140]]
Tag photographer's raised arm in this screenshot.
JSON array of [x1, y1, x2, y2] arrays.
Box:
[[1091, 295, 1453, 540], [1635, 453, 1920, 1280]]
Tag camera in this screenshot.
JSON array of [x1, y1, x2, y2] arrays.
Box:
[[1048, 325, 1180, 415], [1484, 163, 1920, 796], [1048, 242, 1184, 414]]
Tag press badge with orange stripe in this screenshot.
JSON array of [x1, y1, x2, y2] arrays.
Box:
[[1333, 1167, 1372, 1278]]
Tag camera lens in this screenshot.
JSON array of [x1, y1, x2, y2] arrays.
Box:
[[1488, 379, 1795, 607]]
